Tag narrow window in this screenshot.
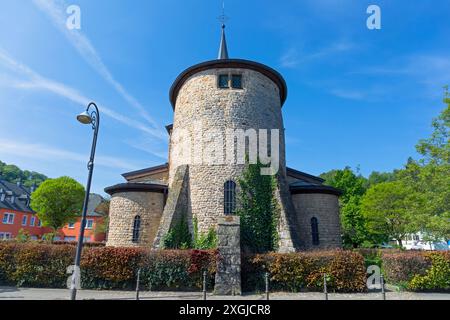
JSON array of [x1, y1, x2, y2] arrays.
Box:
[[218, 74, 229, 88], [86, 219, 94, 229], [132, 215, 141, 243], [311, 217, 319, 246], [22, 215, 27, 226], [224, 180, 236, 215], [231, 74, 242, 89], [30, 216, 35, 226]]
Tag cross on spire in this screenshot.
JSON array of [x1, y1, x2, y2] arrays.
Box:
[[217, 0, 229, 59]]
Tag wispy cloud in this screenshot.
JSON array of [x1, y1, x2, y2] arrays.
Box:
[[348, 54, 450, 98], [0, 138, 145, 171], [329, 88, 366, 100], [280, 48, 300, 68], [0, 48, 166, 141], [280, 40, 354, 68], [32, 0, 159, 128]]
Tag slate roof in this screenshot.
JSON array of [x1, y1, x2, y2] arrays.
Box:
[[0, 180, 34, 213]]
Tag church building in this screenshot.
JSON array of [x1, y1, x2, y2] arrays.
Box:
[[105, 25, 342, 252]]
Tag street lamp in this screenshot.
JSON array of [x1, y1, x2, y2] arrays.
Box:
[[70, 102, 100, 300]]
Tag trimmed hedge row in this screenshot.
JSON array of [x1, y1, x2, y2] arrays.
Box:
[[1, 242, 449, 292], [0, 242, 217, 290], [242, 250, 367, 293], [382, 250, 450, 291]]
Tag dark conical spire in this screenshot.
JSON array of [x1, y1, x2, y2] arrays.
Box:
[[218, 24, 229, 59]]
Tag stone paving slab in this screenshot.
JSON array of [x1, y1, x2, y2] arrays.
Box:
[[0, 287, 449, 300]]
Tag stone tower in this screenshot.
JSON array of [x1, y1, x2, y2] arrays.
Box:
[[105, 24, 342, 251], [151, 24, 300, 251]]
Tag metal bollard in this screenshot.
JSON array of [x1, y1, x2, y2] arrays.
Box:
[[265, 272, 270, 301], [323, 274, 328, 301], [203, 271, 207, 301], [135, 269, 141, 301], [381, 275, 386, 300]]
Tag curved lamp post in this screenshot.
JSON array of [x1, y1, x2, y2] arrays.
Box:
[[70, 102, 100, 300]]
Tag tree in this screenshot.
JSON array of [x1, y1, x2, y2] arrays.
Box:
[[30, 176, 85, 233], [397, 95, 450, 241], [365, 171, 397, 188], [93, 199, 110, 238], [237, 160, 279, 253], [320, 167, 370, 248], [416, 91, 450, 165], [361, 181, 421, 247], [0, 160, 48, 187]]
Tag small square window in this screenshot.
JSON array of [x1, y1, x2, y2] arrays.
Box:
[[86, 219, 94, 229], [231, 75, 242, 89], [68, 222, 75, 229], [218, 74, 229, 88]]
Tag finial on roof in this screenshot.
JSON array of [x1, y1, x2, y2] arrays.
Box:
[[217, 1, 229, 59]]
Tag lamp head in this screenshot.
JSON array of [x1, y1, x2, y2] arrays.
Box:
[[77, 111, 92, 124]]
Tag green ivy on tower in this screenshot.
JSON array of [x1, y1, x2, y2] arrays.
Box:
[[237, 159, 280, 253]]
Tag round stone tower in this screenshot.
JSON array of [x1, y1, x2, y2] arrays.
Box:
[[166, 25, 289, 233]]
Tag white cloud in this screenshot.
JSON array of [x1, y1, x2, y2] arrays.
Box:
[[280, 40, 354, 69], [330, 88, 366, 100], [0, 48, 166, 141], [0, 138, 145, 171], [32, 0, 159, 128], [280, 48, 300, 68]]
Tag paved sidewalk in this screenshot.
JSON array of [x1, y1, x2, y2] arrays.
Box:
[[0, 287, 449, 300]]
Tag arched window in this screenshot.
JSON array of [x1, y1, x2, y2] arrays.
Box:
[[224, 180, 236, 215], [132, 215, 141, 243], [311, 217, 319, 246]]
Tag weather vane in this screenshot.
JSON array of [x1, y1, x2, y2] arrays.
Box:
[[217, 0, 229, 26]]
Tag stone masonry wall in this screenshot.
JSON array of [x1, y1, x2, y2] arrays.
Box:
[[106, 191, 165, 247], [291, 193, 342, 250], [214, 216, 241, 295], [170, 68, 288, 233]]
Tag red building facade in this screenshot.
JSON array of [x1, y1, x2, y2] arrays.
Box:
[[0, 180, 106, 242]]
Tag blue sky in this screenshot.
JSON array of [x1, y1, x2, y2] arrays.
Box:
[[0, 0, 449, 195]]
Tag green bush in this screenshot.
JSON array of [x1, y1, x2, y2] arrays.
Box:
[[409, 252, 450, 291], [162, 216, 192, 249], [0, 242, 217, 290], [355, 248, 382, 268], [242, 250, 367, 293]]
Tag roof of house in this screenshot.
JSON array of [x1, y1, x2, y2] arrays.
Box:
[[169, 59, 288, 109], [289, 180, 342, 196], [104, 182, 168, 196], [121, 163, 169, 180], [0, 180, 34, 213]]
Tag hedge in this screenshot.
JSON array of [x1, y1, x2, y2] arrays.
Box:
[[2, 242, 449, 292], [242, 250, 367, 293], [0, 242, 217, 290], [382, 250, 450, 291]]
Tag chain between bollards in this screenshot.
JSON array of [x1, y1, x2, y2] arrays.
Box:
[[135, 269, 141, 301], [381, 274, 386, 300], [265, 272, 270, 301], [323, 273, 328, 301], [202, 270, 207, 301]]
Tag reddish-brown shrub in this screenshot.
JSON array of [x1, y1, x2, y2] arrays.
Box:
[[0, 242, 217, 290], [381, 250, 431, 285], [243, 250, 367, 293]]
